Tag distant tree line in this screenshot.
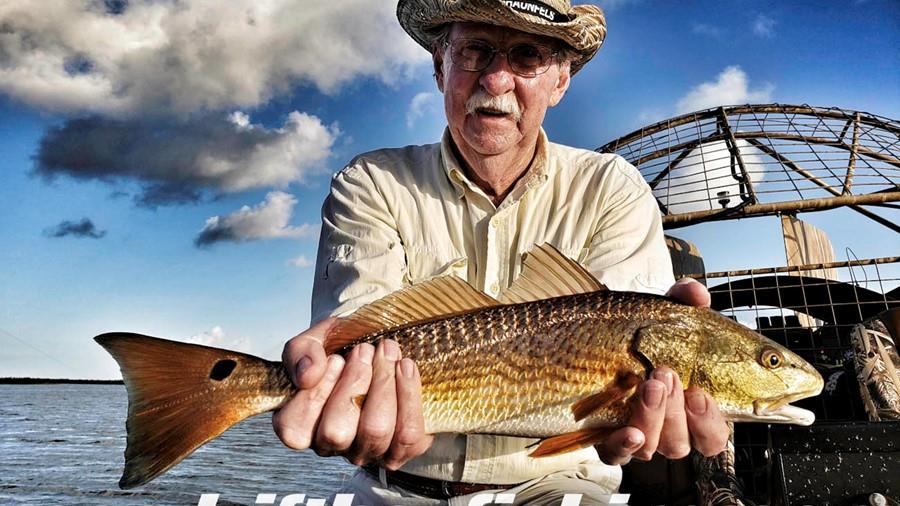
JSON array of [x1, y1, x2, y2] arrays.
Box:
[[0, 377, 123, 385]]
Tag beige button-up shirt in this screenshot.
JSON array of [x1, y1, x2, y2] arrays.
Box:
[[311, 129, 675, 485]]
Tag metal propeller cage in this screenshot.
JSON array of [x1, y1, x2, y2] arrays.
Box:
[[599, 104, 900, 233]]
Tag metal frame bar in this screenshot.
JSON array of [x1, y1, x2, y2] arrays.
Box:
[[662, 191, 900, 230], [686, 255, 900, 279], [600, 104, 900, 152]]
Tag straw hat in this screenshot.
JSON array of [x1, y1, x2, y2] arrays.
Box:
[[397, 0, 607, 74]]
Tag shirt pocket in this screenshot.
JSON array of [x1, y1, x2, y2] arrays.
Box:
[[405, 245, 468, 285]]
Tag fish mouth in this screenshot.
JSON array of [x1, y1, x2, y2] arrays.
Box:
[[750, 388, 821, 426], [751, 402, 816, 425]]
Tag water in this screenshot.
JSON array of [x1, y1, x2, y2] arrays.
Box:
[[0, 384, 357, 505]]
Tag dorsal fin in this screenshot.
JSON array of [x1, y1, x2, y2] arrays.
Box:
[[324, 276, 500, 354], [499, 243, 606, 304]]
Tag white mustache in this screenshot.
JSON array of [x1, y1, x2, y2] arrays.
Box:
[[465, 90, 522, 121]]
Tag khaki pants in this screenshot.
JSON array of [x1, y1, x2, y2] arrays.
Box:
[[331, 463, 625, 506]]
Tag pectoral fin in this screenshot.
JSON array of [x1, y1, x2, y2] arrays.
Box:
[[571, 372, 642, 422], [528, 427, 615, 458]]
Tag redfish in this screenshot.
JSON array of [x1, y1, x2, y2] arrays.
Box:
[[96, 244, 823, 489]]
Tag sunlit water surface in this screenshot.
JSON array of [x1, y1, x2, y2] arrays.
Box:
[[0, 384, 357, 505]]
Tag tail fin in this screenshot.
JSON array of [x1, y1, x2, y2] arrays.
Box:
[[95, 332, 294, 489]]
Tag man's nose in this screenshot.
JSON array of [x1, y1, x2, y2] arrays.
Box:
[[478, 53, 515, 96]]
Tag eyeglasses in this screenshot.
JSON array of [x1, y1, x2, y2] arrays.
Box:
[[446, 38, 560, 77]]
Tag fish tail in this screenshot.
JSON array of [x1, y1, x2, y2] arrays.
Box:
[[95, 332, 294, 489]]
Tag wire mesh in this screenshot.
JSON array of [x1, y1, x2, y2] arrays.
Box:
[[694, 257, 900, 503], [598, 104, 900, 229]]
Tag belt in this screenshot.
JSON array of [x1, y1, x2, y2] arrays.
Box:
[[362, 464, 517, 499]]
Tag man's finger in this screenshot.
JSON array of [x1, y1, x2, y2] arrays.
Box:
[[348, 339, 402, 465], [685, 388, 729, 457], [596, 426, 645, 466], [315, 343, 375, 455], [666, 278, 711, 308], [626, 379, 668, 461], [272, 354, 345, 450], [655, 368, 690, 459], [282, 317, 339, 389], [383, 358, 433, 470]]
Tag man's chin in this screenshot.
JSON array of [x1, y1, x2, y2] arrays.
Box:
[[461, 133, 521, 157], [461, 121, 522, 152]]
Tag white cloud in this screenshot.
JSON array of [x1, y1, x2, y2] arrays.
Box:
[[229, 111, 252, 131], [675, 66, 774, 114], [406, 92, 440, 128], [43, 217, 106, 239], [638, 109, 665, 125], [185, 326, 254, 354], [0, 0, 429, 116], [195, 191, 317, 247], [652, 140, 766, 214], [287, 255, 313, 268], [752, 14, 776, 37], [210, 112, 338, 193], [36, 111, 338, 207]]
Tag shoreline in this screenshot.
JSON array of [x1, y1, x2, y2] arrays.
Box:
[[0, 378, 123, 385]]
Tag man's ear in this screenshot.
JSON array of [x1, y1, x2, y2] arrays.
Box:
[[432, 46, 445, 93], [548, 63, 571, 107]]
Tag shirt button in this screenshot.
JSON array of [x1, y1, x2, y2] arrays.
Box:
[[490, 282, 500, 294]]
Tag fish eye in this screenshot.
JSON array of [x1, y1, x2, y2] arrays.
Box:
[[760, 348, 783, 369]]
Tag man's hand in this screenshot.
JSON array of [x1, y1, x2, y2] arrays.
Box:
[[597, 278, 730, 465], [271, 318, 433, 469]]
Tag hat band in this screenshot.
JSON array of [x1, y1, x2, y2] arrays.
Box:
[[501, 0, 572, 23]]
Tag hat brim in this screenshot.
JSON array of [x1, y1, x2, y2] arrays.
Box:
[[397, 0, 606, 74]]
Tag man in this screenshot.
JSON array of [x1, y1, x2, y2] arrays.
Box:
[[273, 0, 730, 503]]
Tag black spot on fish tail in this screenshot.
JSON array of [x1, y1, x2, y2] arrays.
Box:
[[209, 359, 237, 381]]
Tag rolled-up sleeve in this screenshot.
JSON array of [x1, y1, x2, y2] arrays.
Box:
[[581, 156, 675, 294], [311, 159, 407, 323]]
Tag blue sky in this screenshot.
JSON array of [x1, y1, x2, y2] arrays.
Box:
[[1, 0, 898, 379]]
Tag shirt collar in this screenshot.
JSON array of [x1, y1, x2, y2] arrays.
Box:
[[439, 128, 551, 204], [439, 129, 470, 199]]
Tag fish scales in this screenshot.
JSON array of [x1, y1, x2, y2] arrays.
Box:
[[362, 291, 665, 436]]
